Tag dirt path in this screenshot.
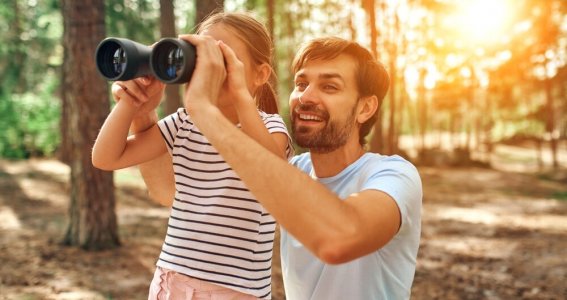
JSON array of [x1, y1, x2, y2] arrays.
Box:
[[412, 167, 567, 300], [0, 159, 566, 299]]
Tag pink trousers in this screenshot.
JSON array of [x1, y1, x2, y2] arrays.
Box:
[[148, 267, 260, 300]]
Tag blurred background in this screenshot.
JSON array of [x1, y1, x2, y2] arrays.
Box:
[[0, 0, 566, 299]]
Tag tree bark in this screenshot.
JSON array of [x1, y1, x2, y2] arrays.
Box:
[[363, 0, 385, 153], [196, 0, 224, 25], [61, 0, 119, 250], [160, 0, 181, 116], [386, 10, 400, 155], [267, 0, 275, 41], [544, 75, 558, 169]]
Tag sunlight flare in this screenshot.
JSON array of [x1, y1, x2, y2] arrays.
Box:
[[455, 0, 513, 45]]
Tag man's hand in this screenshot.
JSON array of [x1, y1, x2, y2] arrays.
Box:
[[178, 34, 226, 112]]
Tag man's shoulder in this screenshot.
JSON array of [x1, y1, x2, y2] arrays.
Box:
[[359, 153, 421, 185], [290, 152, 311, 169], [364, 153, 417, 169]]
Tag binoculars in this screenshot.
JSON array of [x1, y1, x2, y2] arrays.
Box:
[[95, 37, 196, 84]]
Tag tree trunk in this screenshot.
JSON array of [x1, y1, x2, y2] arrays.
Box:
[[417, 68, 427, 152], [544, 76, 558, 169], [386, 10, 400, 155], [160, 0, 181, 116], [267, 0, 275, 41], [266, 0, 279, 99], [10, 0, 25, 94], [196, 0, 224, 25], [61, 0, 119, 250], [363, 0, 384, 153], [387, 49, 397, 154]]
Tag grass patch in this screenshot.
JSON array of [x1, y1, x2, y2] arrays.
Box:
[[552, 191, 567, 201]]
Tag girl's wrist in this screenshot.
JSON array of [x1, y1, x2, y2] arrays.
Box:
[[131, 110, 158, 133], [233, 90, 255, 110]]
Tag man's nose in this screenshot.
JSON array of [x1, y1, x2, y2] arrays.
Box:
[[298, 85, 317, 105]]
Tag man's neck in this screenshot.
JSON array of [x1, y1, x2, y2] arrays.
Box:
[[309, 141, 366, 178]]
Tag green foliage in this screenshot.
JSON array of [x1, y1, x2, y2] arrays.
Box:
[[0, 0, 62, 159], [105, 0, 160, 44], [552, 191, 567, 201], [0, 0, 565, 160], [0, 75, 60, 158], [553, 192, 567, 201]]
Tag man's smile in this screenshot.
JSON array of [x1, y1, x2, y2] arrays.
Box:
[[298, 113, 324, 122]]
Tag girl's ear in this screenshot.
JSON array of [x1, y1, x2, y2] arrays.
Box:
[[254, 63, 272, 87], [357, 95, 379, 124]]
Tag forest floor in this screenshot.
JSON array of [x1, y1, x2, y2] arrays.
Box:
[[0, 143, 566, 300]]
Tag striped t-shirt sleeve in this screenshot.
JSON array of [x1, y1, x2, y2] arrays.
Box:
[[157, 108, 186, 154], [260, 111, 295, 160]]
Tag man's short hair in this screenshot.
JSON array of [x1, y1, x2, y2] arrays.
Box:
[[292, 37, 390, 145]]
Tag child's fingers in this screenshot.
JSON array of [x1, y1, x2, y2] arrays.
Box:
[[138, 76, 153, 85], [117, 81, 150, 103], [112, 83, 142, 107], [218, 41, 238, 65], [114, 85, 140, 107]]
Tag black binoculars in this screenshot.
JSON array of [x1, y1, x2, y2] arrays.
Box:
[[95, 37, 196, 84]]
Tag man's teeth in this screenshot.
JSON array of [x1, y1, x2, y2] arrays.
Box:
[[299, 114, 322, 121]]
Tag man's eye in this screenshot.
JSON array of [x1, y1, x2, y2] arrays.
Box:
[[323, 84, 338, 91], [295, 82, 308, 89]]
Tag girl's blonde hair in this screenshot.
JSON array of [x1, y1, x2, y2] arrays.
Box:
[[196, 11, 278, 114]]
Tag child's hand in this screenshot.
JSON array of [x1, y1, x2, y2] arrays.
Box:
[[218, 41, 255, 110], [112, 76, 165, 115]]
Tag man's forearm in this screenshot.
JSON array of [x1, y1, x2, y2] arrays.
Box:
[[187, 104, 358, 261]]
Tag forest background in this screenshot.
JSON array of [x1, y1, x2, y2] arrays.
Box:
[[0, 0, 566, 299]]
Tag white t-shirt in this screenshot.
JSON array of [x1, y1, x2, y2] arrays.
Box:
[[281, 153, 422, 300], [157, 108, 293, 299]]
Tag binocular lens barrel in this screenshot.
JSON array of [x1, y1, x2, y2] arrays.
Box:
[[95, 37, 196, 84], [151, 38, 196, 84], [95, 38, 152, 81]]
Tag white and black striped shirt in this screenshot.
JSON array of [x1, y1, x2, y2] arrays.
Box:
[[156, 108, 292, 299]]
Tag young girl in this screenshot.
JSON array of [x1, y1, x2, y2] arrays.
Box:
[[92, 12, 292, 300]]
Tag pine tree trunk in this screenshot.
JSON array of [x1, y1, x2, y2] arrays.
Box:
[[61, 0, 119, 250], [196, 0, 224, 25], [160, 0, 181, 116], [544, 76, 558, 169], [363, 0, 384, 153]]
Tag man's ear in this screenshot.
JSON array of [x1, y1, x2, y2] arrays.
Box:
[[357, 95, 379, 124], [254, 63, 272, 87]]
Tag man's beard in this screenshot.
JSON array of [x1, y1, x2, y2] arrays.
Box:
[[291, 103, 357, 153]]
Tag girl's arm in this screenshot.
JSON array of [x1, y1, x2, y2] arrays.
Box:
[[219, 41, 288, 159], [123, 78, 176, 206], [92, 89, 167, 171], [177, 34, 288, 161], [131, 112, 175, 206], [232, 92, 289, 159]]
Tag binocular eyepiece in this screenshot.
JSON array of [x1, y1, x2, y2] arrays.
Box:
[[95, 37, 196, 84]]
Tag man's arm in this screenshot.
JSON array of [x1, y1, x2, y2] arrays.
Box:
[[188, 104, 401, 264]]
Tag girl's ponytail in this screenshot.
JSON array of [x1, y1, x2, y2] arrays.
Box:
[[256, 78, 278, 114]]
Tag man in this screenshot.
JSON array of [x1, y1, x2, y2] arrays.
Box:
[[184, 36, 422, 299], [137, 36, 422, 299]]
